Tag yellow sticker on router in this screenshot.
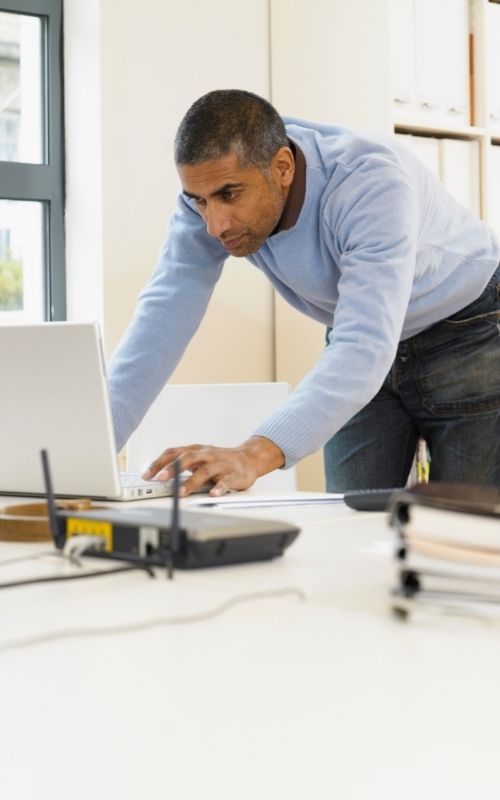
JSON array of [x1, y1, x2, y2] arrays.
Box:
[[66, 518, 113, 552]]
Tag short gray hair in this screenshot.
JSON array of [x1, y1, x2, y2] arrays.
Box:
[[174, 89, 289, 170]]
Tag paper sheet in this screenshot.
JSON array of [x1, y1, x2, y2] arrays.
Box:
[[188, 492, 344, 509]]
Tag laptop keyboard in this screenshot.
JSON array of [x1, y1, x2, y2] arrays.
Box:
[[120, 472, 173, 489], [119, 471, 210, 499]]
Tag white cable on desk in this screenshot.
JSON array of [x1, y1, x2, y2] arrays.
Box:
[[0, 550, 59, 568], [0, 587, 306, 653]]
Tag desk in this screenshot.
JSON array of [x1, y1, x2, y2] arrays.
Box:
[[0, 497, 499, 799]]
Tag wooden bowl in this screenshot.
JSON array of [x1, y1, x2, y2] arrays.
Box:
[[0, 499, 93, 542]]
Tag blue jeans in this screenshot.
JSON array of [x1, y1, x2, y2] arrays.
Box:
[[324, 264, 500, 491]]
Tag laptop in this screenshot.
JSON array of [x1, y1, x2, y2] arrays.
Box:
[[127, 381, 296, 492], [0, 322, 200, 501]]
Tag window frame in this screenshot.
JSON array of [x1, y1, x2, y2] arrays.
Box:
[[0, 0, 65, 320]]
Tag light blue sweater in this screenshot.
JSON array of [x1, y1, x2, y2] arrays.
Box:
[[108, 117, 500, 467]]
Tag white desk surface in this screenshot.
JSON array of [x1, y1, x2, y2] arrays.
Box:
[[1, 494, 499, 799]]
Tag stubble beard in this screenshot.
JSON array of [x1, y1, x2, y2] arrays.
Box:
[[227, 190, 286, 257]]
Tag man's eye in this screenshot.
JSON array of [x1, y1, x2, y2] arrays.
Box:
[[223, 191, 238, 202]]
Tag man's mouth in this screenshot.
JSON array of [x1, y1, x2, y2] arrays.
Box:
[[221, 233, 245, 250]]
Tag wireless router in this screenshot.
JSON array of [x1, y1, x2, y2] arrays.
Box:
[[41, 451, 300, 573]]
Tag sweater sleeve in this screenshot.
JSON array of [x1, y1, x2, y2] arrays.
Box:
[[107, 195, 227, 450], [253, 161, 420, 467]]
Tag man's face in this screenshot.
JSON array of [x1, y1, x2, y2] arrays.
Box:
[[178, 148, 294, 257]]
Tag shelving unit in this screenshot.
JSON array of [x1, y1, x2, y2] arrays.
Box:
[[389, 0, 500, 239], [394, 123, 486, 139]]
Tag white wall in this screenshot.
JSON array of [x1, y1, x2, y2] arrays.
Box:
[[64, 0, 104, 328], [271, 0, 393, 130], [64, 0, 273, 382]]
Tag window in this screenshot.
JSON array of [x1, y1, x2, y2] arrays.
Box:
[[0, 0, 64, 323]]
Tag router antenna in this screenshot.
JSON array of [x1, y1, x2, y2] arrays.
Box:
[[167, 458, 182, 579], [41, 449, 64, 549]]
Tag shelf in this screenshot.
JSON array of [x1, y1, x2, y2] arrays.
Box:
[[394, 121, 488, 139]]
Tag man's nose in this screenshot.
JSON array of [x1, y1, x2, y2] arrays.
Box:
[[205, 204, 231, 239]]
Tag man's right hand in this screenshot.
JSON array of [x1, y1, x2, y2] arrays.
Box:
[[142, 436, 285, 497]]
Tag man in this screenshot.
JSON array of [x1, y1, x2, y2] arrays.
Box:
[[108, 89, 500, 497]]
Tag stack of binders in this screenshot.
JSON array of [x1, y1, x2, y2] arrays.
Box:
[[389, 483, 500, 620]]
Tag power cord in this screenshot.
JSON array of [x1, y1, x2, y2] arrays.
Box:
[[0, 562, 155, 591], [0, 536, 154, 590], [0, 550, 59, 568], [63, 534, 106, 565], [0, 537, 107, 570], [0, 587, 306, 652]]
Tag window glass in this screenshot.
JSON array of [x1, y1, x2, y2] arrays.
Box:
[[0, 1, 65, 321], [0, 11, 43, 163], [0, 199, 44, 322]]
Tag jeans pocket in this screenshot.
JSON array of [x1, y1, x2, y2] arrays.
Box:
[[445, 267, 500, 324], [417, 311, 500, 416]]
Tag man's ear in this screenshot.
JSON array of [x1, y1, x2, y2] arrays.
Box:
[[273, 146, 295, 188]]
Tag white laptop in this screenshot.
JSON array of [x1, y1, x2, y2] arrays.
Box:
[[0, 322, 195, 501], [127, 382, 296, 492]]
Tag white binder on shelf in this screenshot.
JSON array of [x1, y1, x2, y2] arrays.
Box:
[[388, 0, 417, 122], [439, 138, 481, 215], [414, 0, 470, 130], [487, 1, 500, 138], [395, 133, 440, 177], [488, 145, 500, 242], [389, 0, 471, 131]]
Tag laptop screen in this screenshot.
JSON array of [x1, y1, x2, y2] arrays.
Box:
[[0, 322, 122, 498]]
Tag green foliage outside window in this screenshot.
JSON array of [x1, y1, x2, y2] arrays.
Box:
[[0, 254, 22, 310]]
